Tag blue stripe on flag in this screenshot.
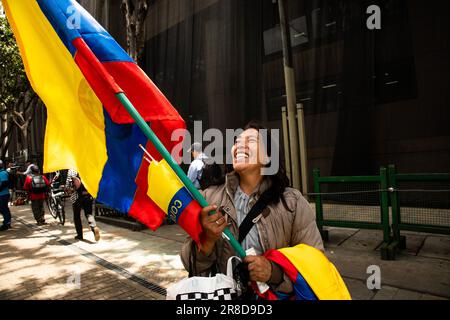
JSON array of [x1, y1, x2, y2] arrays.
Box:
[[36, 0, 133, 62], [96, 109, 147, 213], [293, 272, 318, 300], [168, 188, 193, 223]]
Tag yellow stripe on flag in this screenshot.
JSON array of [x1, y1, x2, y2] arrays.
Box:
[[147, 160, 185, 215], [3, 0, 107, 196]]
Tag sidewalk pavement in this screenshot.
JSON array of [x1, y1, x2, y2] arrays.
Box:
[[0, 203, 449, 300]]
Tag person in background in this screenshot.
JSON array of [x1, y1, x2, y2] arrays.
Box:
[[187, 142, 208, 189], [5, 161, 18, 205], [18, 160, 35, 176], [23, 165, 50, 225], [66, 169, 100, 242], [0, 160, 12, 231]]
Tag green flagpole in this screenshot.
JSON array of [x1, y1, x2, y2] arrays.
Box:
[[116, 93, 246, 258]]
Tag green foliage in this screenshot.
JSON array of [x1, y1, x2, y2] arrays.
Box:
[[0, 15, 30, 110]]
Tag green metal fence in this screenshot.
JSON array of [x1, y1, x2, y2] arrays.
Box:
[[313, 165, 450, 260], [388, 165, 450, 250], [312, 167, 393, 260]]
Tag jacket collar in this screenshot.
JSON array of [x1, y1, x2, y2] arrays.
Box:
[[225, 171, 272, 201]]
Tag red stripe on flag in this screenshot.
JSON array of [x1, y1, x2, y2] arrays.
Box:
[[128, 187, 166, 231], [73, 38, 184, 126], [177, 200, 203, 245], [264, 249, 299, 282], [73, 37, 123, 96], [103, 62, 183, 125], [252, 249, 301, 300]]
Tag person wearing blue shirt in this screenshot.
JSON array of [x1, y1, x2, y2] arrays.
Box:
[[0, 160, 12, 231], [187, 142, 208, 189]]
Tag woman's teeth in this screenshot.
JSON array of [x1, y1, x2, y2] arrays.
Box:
[[236, 152, 249, 160]]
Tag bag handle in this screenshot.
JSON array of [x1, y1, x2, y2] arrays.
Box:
[[188, 241, 197, 278], [226, 256, 242, 278]]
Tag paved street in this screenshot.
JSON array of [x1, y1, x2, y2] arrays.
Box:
[[0, 202, 449, 300], [0, 204, 183, 300]]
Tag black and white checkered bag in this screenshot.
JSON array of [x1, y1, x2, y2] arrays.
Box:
[[176, 288, 238, 301], [166, 257, 241, 301]]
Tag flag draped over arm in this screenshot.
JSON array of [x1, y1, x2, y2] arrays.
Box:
[[259, 244, 352, 300], [3, 0, 203, 243]]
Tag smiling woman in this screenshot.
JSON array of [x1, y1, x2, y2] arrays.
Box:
[[180, 120, 325, 299]]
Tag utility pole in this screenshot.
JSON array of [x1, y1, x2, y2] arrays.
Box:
[[278, 0, 300, 190], [297, 103, 309, 196]]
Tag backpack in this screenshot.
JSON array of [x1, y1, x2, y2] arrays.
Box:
[[31, 175, 47, 194], [13, 197, 26, 206]]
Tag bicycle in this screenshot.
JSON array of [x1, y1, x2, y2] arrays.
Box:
[[46, 173, 67, 225]]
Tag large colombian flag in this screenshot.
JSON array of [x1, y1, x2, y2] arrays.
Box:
[[4, 0, 203, 243]]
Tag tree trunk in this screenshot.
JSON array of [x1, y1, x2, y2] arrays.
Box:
[[96, 0, 106, 24], [121, 0, 150, 66], [21, 128, 29, 156], [0, 120, 13, 159], [1, 135, 12, 159], [10, 90, 37, 159], [127, 25, 138, 62]]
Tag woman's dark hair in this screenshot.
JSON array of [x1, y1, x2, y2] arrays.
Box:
[[199, 163, 225, 190], [243, 121, 290, 207]]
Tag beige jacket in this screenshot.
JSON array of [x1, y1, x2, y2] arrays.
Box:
[[180, 172, 324, 293]]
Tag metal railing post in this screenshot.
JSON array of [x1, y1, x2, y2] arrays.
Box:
[[388, 164, 403, 247], [379, 166, 391, 245], [313, 168, 328, 240]]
